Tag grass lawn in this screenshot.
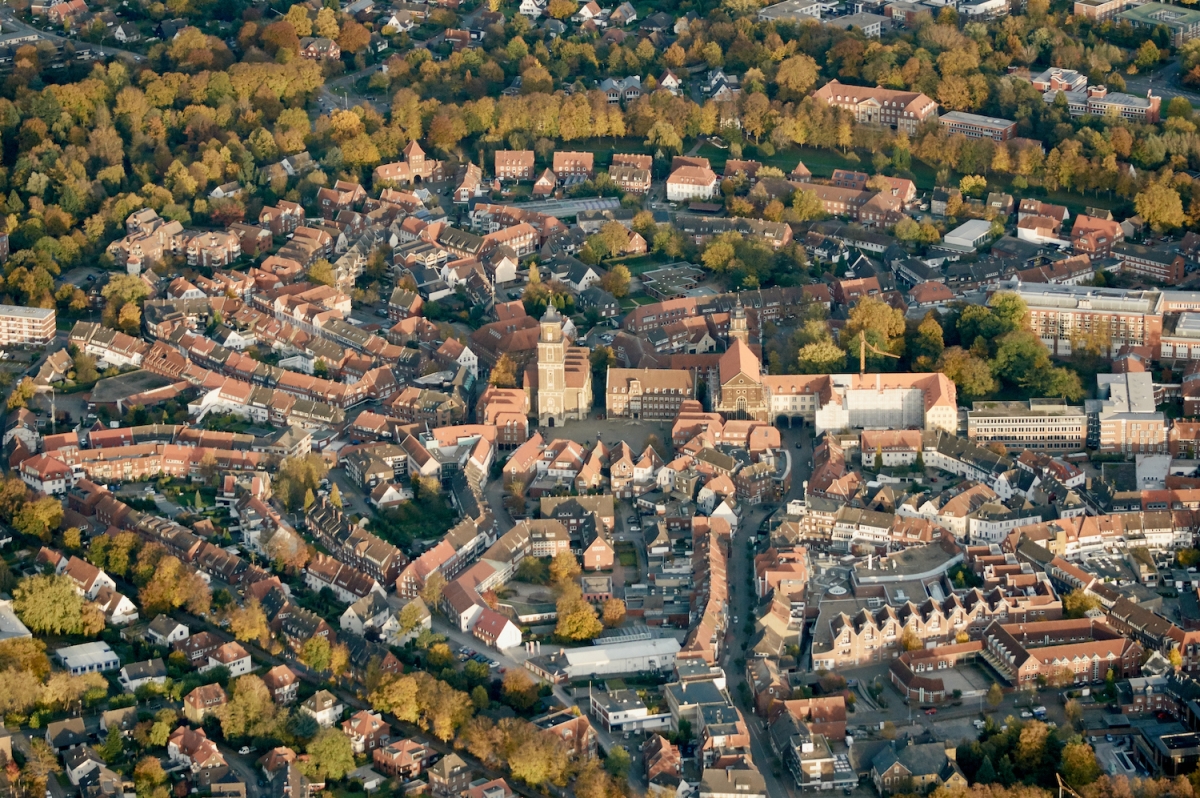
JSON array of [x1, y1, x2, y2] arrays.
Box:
[[618, 550, 637, 567], [612, 252, 676, 276], [375, 494, 458, 546]]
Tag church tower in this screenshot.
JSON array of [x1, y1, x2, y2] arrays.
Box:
[[729, 298, 749, 346], [537, 305, 566, 427]]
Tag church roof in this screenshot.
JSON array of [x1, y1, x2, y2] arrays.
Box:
[[719, 338, 759, 384]]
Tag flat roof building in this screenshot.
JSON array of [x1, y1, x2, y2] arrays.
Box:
[[1120, 3, 1200, 44], [56, 642, 120, 675], [939, 111, 1017, 142], [1074, 0, 1135, 19], [998, 282, 1164, 358], [824, 12, 888, 36], [944, 219, 995, 250], [967, 399, 1087, 453], [757, 0, 822, 22], [525, 638, 681, 682], [0, 305, 55, 346], [1088, 372, 1167, 454]]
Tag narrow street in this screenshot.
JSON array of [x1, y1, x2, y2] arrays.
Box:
[[724, 501, 796, 798]]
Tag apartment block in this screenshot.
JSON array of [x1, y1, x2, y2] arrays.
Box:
[[0, 305, 55, 346]]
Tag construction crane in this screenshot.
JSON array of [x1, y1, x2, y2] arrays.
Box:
[[859, 336, 900, 375]]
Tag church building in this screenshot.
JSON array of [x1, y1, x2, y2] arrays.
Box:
[[525, 306, 593, 427], [715, 300, 770, 422]]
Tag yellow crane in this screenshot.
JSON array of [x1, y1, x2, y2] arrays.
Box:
[[858, 336, 900, 375]]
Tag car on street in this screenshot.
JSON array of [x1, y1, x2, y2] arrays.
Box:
[[1020, 711, 1033, 719], [239, 747, 251, 755], [924, 708, 937, 715]]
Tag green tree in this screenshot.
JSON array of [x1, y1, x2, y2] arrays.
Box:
[[790, 188, 825, 222], [987, 682, 1003, 708], [304, 728, 355, 782], [275, 454, 330, 512], [13, 574, 87, 634], [14, 496, 64, 541], [1061, 742, 1101, 786], [939, 347, 995, 400], [600, 264, 631, 298], [976, 755, 997, 785], [302, 636, 332, 673], [959, 174, 987, 197], [909, 313, 945, 369], [218, 676, 278, 741], [1136, 39, 1161, 69], [796, 340, 847, 374], [1063, 588, 1101, 618], [555, 585, 602, 641], [990, 293, 1028, 331], [100, 726, 123, 763], [1136, 181, 1186, 232], [329, 483, 342, 509], [604, 746, 632, 778]]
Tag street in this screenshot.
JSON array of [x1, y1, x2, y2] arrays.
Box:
[[1123, 59, 1200, 106], [0, 7, 145, 62]]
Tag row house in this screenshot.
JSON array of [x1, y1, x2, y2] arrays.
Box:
[[306, 499, 407, 585]]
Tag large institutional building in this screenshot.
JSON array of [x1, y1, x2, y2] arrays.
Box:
[[704, 302, 958, 434], [811, 81, 939, 134]]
